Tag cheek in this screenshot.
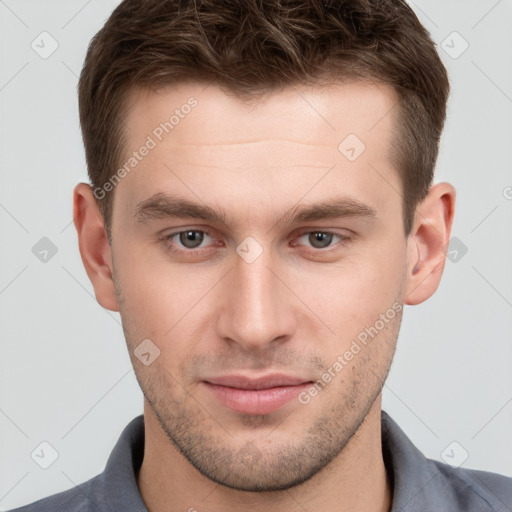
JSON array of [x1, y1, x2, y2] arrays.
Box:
[[298, 242, 406, 344], [115, 256, 226, 366], [115, 240, 196, 310]]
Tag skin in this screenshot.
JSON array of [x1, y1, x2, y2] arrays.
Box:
[[73, 81, 455, 512]]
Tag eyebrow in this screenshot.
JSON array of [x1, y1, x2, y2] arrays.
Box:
[[134, 192, 377, 227]]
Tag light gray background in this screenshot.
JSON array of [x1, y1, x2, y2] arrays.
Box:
[[1, 0, 511, 509]]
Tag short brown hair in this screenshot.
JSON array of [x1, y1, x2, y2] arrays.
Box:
[[78, 0, 449, 241]]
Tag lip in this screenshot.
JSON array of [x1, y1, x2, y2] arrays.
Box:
[[202, 374, 313, 415], [204, 374, 310, 390]]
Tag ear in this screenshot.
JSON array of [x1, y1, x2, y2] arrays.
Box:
[[405, 182, 456, 306], [73, 183, 119, 312]]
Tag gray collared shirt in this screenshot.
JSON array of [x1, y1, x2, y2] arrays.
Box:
[[8, 411, 512, 511]]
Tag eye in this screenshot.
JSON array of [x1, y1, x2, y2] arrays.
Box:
[[162, 229, 215, 252], [294, 230, 351, 250]]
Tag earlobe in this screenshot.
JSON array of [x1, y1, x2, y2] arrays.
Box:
[[405, 182, 456, 306], [73, 183, 120, 312]]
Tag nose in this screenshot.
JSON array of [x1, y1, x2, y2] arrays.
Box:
[[215, 243, 298, 353]]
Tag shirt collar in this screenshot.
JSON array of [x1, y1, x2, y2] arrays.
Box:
[[381, 409, 444, 510], [101, 414, 147, 511]]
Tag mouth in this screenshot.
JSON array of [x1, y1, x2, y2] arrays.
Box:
[[202, 374, 313, 415]]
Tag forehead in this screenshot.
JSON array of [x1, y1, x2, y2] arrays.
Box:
[[116, 80, 401, 226], [123, 80, 398, 148]]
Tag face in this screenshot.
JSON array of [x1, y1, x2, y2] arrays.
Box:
[[110, 81, 409, 491]]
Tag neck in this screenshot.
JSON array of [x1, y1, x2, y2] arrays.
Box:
[[137, 397, 392, 512]]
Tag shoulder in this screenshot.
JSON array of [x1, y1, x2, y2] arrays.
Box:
[[6, 414, 146, 512], [5, 473, 104, 512], [380, 411, 512, 511], [428, 458, 512, 511]]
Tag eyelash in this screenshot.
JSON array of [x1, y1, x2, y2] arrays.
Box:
[[159, 228, 352, 256]]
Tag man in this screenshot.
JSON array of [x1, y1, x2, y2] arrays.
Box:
[[9, 0, 511, 511]]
